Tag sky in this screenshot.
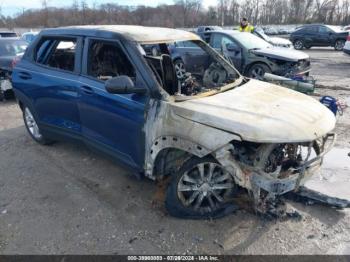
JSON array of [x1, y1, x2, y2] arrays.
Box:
[[0, 0, 218, 17]]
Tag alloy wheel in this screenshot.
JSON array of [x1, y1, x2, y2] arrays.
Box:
[[294, 40, 303, 50], [174, 61, 186, 79], [335, 40, 345, 51], [177, 162, 234, 213], [251, 67, 265, 80]]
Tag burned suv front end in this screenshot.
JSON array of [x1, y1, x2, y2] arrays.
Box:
[[215, 133, 336, 213]]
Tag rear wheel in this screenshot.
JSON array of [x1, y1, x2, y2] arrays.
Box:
[[23, 106, 53, 145], [334, 39, 345, 51], [165, 156, 237, 219], [293, 39, 304, 50], [247, 63, 271, 80]]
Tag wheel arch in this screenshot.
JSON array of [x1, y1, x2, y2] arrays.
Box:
[[146, 135, 212, 180]]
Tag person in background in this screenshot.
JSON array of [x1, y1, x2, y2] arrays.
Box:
[[239, 17, 254, 33]]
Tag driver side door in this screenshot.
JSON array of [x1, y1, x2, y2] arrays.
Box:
[[210, 33, 242, 71], [78, 38, 148, 171]]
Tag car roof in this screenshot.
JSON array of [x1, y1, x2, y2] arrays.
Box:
[[42, 25, 200, 44]]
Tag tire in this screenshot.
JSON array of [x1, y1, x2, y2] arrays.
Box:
[[23, 106, 53, 145], [174, 59, 186, 79], [165, 156, 238, 219], [0, 90, 4, 101], [293, 39, 304, 50], [247, 63, 271, 80], [334, 39, 345, 51]]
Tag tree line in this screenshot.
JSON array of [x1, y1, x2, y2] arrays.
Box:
[[1, 0, 349, 29]]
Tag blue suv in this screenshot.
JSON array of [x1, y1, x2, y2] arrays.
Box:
[[12, 25, 336, 218]]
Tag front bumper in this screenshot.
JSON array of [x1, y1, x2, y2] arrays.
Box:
[[215, 133, 336, 196], [251, 133, 336, 195]]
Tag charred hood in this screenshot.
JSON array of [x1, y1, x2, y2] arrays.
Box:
[[170, 79, 336, 143]]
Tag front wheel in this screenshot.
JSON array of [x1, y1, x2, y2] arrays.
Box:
[[165, 156, 237, 219], [23, 106, 53, 145], [174, 59, 186, 79], [247, 63, 271, 80], [334, 40, 345, 51]]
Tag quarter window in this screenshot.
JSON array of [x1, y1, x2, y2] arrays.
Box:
[[87, 40, 136, 81], [35, 38, 77, 72]]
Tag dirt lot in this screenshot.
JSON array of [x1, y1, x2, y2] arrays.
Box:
[[0, 48, 350, 255]]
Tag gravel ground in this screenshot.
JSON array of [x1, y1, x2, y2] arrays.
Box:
[[0, 49, 349, 255], [305, 48, 350, 90]]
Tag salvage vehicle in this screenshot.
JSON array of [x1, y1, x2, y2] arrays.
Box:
[[344, 35, 350, 55], [290, 24, 349, 50], [12, 25, 338, 218], [254, 27, 292, 48], [0, 38, 28, 100], [198, 30, 310, 80]]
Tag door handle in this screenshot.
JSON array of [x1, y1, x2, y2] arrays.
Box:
[[81, 85, 94, 95], [18, 72, 32, 80]]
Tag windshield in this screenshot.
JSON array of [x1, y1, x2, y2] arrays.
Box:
[[232, 32, 272, 50], [0, 40, 28, 56], [254, 28, 271, 42], [141, 40, 241, 100]]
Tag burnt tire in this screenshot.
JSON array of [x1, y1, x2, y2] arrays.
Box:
[[334, 39, 345, 51], [23, 106, 54, 145], [165, 156, 238, 219], [293, 39, 304, 50], [247, 63, 271, 80]]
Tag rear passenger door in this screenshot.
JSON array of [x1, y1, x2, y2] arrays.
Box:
[[16, 36, 83, 137], [78, 38, 147, 170], [173, 41, 209, 74]]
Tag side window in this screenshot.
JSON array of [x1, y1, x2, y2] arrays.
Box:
[[319, 26, 331, 34], [212, 34, 235, 49], [212, 34, 223, 49], [35, 38, 77, 72], [87, 40, 136, 81]]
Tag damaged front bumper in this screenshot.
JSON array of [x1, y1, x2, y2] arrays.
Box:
[[215, 133, 336, 196], [251, 133, 336, 195]]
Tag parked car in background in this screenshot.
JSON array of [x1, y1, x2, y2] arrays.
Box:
[[344, 35, 350, 55], [21, 31, 39, 43], [0, 38, 28, 100], [290, 24, 349, 50], [199, 30, 310, 79], [196, 25, 222, 33], [343, 25, 350, 31], [254, 27, 292, 48], [263, 27, 279, 35], [12, 25, 336, 218], [0, 31, 17, 38]]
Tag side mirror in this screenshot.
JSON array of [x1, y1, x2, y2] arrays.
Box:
[[226, 43, 240, 52], [105, 76, 147, 94]]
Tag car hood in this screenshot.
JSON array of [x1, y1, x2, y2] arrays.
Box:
[[269, 37, 292, 46], [170, 80, 336, 143], [251, 47, 309, 61]]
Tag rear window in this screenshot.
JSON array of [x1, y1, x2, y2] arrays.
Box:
[[0, 40, 28, 56], [35, 37, 77, 72]]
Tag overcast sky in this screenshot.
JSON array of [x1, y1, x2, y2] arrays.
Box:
[[1, 0, 218, 16]]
